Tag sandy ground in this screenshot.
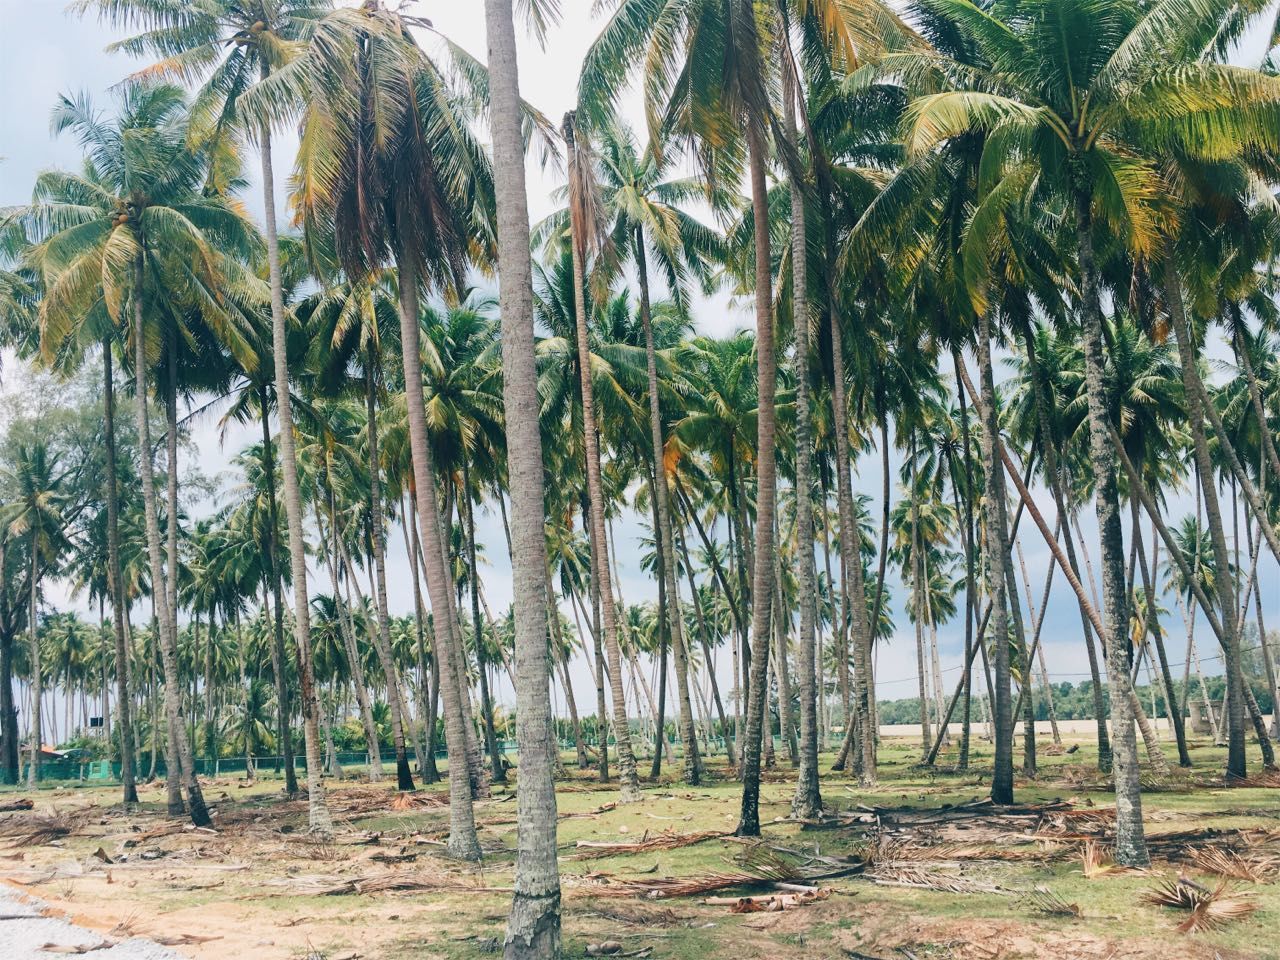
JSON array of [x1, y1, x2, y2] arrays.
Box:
[[0, 884, 181, 960]]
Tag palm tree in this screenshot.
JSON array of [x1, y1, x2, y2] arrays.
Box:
[[1, 441, 70, 785], [24, 84, 262, 825], [289, 2, 488, 860], [483, 0, 563, 954]]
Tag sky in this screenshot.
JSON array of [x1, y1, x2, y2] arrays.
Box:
[[0, 0, 1277, 720]]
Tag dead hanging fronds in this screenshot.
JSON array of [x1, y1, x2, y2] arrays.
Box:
[[1028, 886, 1082, 918], [568, 830, 727, 860], [1140, 877, 1257, 933], [1186, 847, 1279, 883], [0, 812, 76, 847]]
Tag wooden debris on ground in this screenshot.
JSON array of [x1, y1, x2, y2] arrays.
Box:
[[567, 830, 726, 860], [266, 871, 513, 897], [1140, 877, 1258, 933], [704, 884, 832, 913], [0, 798, 34, 813]]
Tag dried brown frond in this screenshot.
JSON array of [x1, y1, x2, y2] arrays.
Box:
[[1028, 886, 1082, 918], [568, 830, 726, 860], [389, 791, 447, 811], [573, 846, 803, 899], [1187, 846, 1279, 883], [1080, 840, 1117, 878], [868, 864, 1008, 895], [0, 812, 76, 847], [1140, 877, 1257, 933]]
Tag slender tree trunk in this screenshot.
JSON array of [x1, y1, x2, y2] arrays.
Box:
[[827, 275, 874, 785], [1163, 256, 1246, 779], [1075, 191, 1147, 866], [363, 363, 415, 791], [260, 117, 329, 833], [786, 91, 820, 811], [487, 2, 562, 951], [396, 257, 481, 860], [463, 463, 507, 785], [132, 255, 209, 827], [563, 115, 641, 802], [25, 547, 41, 787], [736, 119, 781, 836], [318, 496, 383, 779], [257, 391, 298, 796], [636, 237, 700, 784], [103, 342, 138, 804], [976, 316, 1014, 804], [909, 437, 933, 756], [676, 519, 736, 764]]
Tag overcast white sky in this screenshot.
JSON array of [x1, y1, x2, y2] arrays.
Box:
[[1, 0, 1276, 718]]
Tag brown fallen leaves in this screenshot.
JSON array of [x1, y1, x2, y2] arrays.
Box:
[[1140, 877, 1257, 934], [568, 830, 726, 860], [707, 886, 832, 913]]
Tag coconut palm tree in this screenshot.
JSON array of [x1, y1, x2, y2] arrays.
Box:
[[288, 1, 491, 860], [482, 0, 563, 953], [1, 441, 71, 785]]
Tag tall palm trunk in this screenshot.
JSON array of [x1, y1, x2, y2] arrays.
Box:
[[260, 116, 330, 834], [396, 254, 481, 861], [25, 546, 41, 788], [676, 519, 736, 764], [487, 1, 562, 952], [976, 314, 1014, 805], [257, 390, 298, 795], [636, 236, 700, 784], [563, 114, 641, 801], [1017, 323, 1112, 770], [736, 119, 780, 837], [1163, 247, 1246, 781], [103, 341, 138, 804], [363, 362, 414, 790], [1075, 191, 1147, 866], [828, 262, 874, 785], [132, 255, 211, 828], [909, 438, 933, 756], [463, 463, 506, 784], [785, 73, 821, 817], [318, 494, 383, 779]]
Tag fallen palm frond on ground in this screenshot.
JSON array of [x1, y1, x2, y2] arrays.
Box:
[[0, 812, 77, 847], [1140, 877, 1257, 933], [869, 865, 1010, 895], [264, 871, 513, 896], [572, 846, 803, 899], [568, 830, 726, 860], [0, 798, 34, 813], [1080, 840, 1118, 878], [1028, 886, 1082, 917], [1185, 846, 1279, 882]]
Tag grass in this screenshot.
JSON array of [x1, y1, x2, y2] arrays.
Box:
[[0, 734, 1277, 959]]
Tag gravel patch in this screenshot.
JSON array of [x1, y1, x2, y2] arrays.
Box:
[[0, 885, 182, 960]]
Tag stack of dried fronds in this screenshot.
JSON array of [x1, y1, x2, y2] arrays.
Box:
[[567, 830, 726, 861], [1140, 877, 1257, 933], [389, 791, 448, 812], [0, 812, 76, 847]]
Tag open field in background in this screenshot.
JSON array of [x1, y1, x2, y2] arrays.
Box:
[[0, 734, 1277, 960]]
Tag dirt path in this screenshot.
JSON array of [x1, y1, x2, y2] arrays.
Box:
[[0, 884, 182, 960]]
